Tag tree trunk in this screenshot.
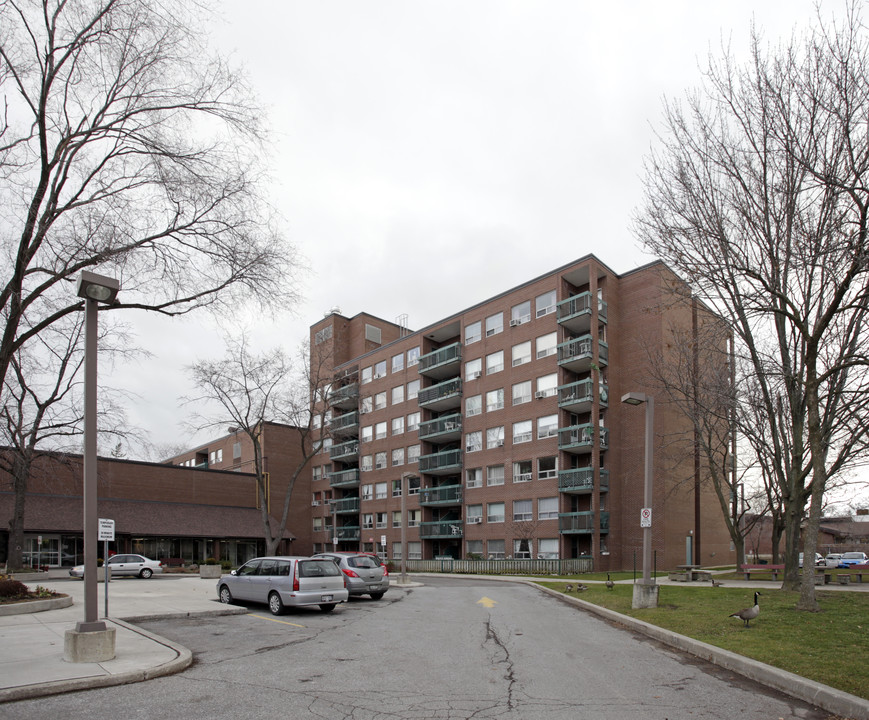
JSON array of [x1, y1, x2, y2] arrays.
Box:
[[781, 499, 803, 591], [796, 480, 823, 611], [6, 454, 29, 572]]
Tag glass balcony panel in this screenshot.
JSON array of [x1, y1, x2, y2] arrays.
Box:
[[328, 382, 359, 410], [330, 440, 359, 461], [558, 468, 610, 494], [418, 342, 462, 379], [419, 520, 464, 538], [331, 411, 359, 437], [558, 511, 610, 534], [418, 413, 463, 441], [329, 468, 360, 488], [419, 484, 463, 505], [557, 424, 609, 455], [331, 497, 360, 513], [418, 448, 463, 475], [418, 377, 463, 411]]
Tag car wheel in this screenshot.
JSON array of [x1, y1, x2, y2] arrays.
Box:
[[140, 568, 153, 579], [218, 585, 233, 604], [369, 592, 384, 600], [268, 591, 285, 616], [319, 603, 336, 613]]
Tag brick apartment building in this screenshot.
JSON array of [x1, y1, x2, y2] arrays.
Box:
[[308, 255, 735, 571]]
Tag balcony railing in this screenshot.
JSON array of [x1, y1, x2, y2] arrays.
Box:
[[556, 292, 608, 334], [330, 440, 359, 461], [418, 413, 462, 441], [419, 520, 464, 538], [418, 377, 463, 411], [336, 525, 361, 541], [558, 511, 610, 534], [557, 335, 608, 373], [418, 342, 462, 379], [331, 411, 359, 436], [329, 468, 360, 488], [557, 379, 609, 413], [558, 468, 610, 494], [557, 424, 609, 454], [419, 484, 463, 506], [328, 383, 359, 410], [418, 448, 463, 475], [331, 497, 360, 513]]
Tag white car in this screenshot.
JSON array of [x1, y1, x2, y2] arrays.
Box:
[[69, 554, 163, 579], [798, 552, 823, 568], [825, 553, 844, 568]]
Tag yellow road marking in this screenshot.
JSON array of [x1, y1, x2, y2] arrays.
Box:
[[477, 596, 497, 608], [250, 614, 306, 628]]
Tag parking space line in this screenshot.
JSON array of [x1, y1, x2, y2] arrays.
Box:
[[249, 614, 306, 628]]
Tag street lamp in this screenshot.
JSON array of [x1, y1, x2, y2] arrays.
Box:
[[621, 391, 658, 609], [400, 472, 416, 585], [65, 271, 119, 662]]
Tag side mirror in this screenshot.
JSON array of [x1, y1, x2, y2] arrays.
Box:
[[230, 569, 238, 576]]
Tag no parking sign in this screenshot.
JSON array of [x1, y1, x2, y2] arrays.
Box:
[[640, 508, 652, 528]]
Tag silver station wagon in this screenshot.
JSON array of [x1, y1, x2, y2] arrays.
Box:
[[216, 556, 349, 615]]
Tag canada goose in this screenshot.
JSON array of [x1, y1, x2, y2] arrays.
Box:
[[710, 577, 724, 587], [565, 584, 574, 593], [576, 584, 588, 592], [729, 591, 761, 627], [605, 574, 615, 590]]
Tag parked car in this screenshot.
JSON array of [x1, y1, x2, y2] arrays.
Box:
[[798, 552, 824, 568], [312, 552, 390, 600], [839, 551, 869, 567], [216, 556, 349, 615], [825, 553, 844, 568], [68, 554, 162, 579]]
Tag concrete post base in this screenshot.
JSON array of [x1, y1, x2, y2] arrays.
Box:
[[63, 626, 116, 663], [632, 582, 659, 609]]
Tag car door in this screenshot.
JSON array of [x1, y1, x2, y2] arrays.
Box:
[[250, 558, 278, 603], [230, 559, 261, 601], [106, 555, 134, 576]]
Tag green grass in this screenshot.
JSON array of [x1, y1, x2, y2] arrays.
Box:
[[538, 582, 869, 700]]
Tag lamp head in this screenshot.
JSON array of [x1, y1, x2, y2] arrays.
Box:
[[76, 271, 120, 304], [621, 392, 647, 406]]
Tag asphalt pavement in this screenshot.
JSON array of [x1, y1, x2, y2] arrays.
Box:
[[1, 570, 868, 719]]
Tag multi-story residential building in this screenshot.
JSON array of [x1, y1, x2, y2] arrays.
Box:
[[308, 255, 735, 571]]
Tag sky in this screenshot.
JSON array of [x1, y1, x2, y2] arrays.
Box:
[[109, 0, 847, 461]]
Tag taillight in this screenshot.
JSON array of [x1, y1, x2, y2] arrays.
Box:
[[292, 562, 300, 592], [343, 568, 359, 578], [382, 566, 388, 576]]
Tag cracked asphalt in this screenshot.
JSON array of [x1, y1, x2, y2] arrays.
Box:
[[2, 577, 836, 719]]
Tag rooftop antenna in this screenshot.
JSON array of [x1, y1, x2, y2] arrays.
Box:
[[396, 313, 409, 337]]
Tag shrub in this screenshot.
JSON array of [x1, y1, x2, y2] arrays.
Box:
[[205, 557, 218, 565], [220, 560, 232, 571], [0, 579, 28, 598]]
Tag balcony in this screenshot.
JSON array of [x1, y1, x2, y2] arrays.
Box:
[[328, 383, 359, 410], [419, 484, 463, 506], [557, 336, 608, 374], [418, 448, 463, 475], [557, 379, 610, 413], [418, 377, 462, 411], [556, 292, 608, 335], [336, 525, 361, 541], [331, 497, 360, 514], [558, 468, 610, 494], [418, 413, 462, 442], [558, 511, 610, 534], [418, 343, 462, 380], [558, 424, 609, 455], [419, 520, 464, 538], [330, 440, 359, 462], [331, 411, 359, 437], [329, 468, 360, 488]]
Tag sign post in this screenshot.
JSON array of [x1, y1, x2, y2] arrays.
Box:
[[98, 518, 115, 619]]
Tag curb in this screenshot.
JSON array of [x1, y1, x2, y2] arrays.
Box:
[[0, 595, 73, 616]]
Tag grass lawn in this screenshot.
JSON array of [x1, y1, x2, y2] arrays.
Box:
[[537, 581, 869, 700]]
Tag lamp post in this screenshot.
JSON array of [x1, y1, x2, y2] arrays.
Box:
[[400, 472, 415, 585], [65, 271, 119, 662], [621, 391, 658, 609]]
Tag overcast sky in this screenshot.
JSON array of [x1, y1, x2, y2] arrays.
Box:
[[110, 0, 844, 460]]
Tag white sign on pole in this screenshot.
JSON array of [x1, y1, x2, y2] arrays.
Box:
[[640, 508, 652, 528], [380, 535, 387, 547], [98, 518, 115, 541]]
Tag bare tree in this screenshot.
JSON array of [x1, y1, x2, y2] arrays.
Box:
[[0, 0, 297, 395], [634, 4, 869, 610]]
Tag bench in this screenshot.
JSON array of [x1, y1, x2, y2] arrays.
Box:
[[834, 564, 869, 584], [741, 563, 784, 580], [668, 571, 689, 582]]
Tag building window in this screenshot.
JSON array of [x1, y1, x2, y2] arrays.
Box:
[[313, 517, 323, 532], [467, 539, 483, 555], [375, 482, 387, 499], [466, 394, 482, 417], [487, 502, 505, 523], [408, 541, 422, 560], [362, 366, 373, 384], [486, 426, 504, 449], [513, 420, 532, 444], [408, 510, 420, 528], [407, 347, 420, 366], [513, 499, 533, 522], [408, 476, 421, 494], [485, 313, 503, 337], [465, 358, 482, 381], [486, 388, 504, 412], [363, 513, 374, 529], [486, 350, 504, 375], [312, 465, 323, 483], [487, 539, 505, 559], [512, 380, 531, 405], [375, 452, 387, 470], [514, 538, 532, 558], [392, 447, 405, 466], [513, 460, 532, 483], [362, 484, 373, 501], [407, 379, 420, 400], [376, 512, 387, 529], [375, 421, 387, 440], [407, 412, 420, 431], [538, 414, 558, 438], [465, 321, 482, 345], [361, 425, 373, 443], [536, 290, 556, 318], [392, 353, 404, 372], [374, 391, 387, 410], [538, 538, 559, 559], [538, 456, 558, 479], [392, 511, 402, 528], [315, 325, 333, 344], [392, 417, 405, 435], [392, 385, 404, 405], [361, 396, 373, 414], [512, 341, 531, 367], [538, 496, 558, 519], [536, 373, 557, 398], [392, 479, 403, 497], [361, 455, 373, 472], [466, 468, 482, 488], [408, 444, 420, 463], [466, 431, 482, 453], [467, 504, 483, 523], [536, 332, 557, 359], [373, 360, 387, 378], [511, 300, 531, 326], [487, 465, 505, 486]]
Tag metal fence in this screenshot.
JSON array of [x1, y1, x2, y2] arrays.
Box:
[[396, 557, 593, 575]]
